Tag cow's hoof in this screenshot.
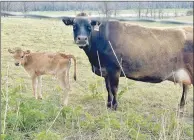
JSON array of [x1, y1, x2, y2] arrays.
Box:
[[107, 102, 112, 108], [112, 103, 118, 111]]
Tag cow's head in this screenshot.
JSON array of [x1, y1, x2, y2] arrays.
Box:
[[8, 48, 31, 66], [62, 13, 101, 49]]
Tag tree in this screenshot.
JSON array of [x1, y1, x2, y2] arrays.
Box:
[[113, 2, 119, 17], [33, 2, 38, 11], [137, 2, 142, 18], [76, 2, 85, 12], [98, 2, 113, 18], [51, 2, 55, 11], [22, 2, 29, 14], [158, 9, 163, 19], [1, 2, 12, 11]]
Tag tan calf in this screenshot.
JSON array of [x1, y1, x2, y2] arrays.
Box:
[[8, 48, 76, 105]]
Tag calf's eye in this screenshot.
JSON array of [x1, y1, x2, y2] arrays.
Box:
[[21, 56, 24, 58]]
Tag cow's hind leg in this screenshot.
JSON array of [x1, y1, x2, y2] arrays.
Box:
[[180, 84, 189, 110]]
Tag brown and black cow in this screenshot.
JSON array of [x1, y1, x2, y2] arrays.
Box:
[[62, 13, 193, 110]]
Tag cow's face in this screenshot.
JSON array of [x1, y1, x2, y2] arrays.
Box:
[[62, 17, 100, 49], [8, 48, 30, 66]]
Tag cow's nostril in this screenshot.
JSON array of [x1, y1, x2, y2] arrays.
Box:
[[84, 38, 87, 41], [78, 37, 81, 40]]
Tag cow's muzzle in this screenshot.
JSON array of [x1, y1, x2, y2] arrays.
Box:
[[75, 36, 89, 49]]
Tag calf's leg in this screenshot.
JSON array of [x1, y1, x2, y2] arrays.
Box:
[[58, 71, 70, 106], [37, 76, 43, 99], [32, 76, 38, 99]]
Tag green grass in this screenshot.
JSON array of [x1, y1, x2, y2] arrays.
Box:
[[1, 17, 193, 140]]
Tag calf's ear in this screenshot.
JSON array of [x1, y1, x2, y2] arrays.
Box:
[[62, 17, 74, 25], [8, 49, 14, 54], [25, 50, 31, 54]]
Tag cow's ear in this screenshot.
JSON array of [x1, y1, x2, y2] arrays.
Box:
[[91, 20, 101, 26], [8, 49, 14, 54], [62, 18, 74, 26]]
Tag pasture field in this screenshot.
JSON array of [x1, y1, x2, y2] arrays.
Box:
[[172, 16, 193, 22], [1, 17, 193, 140]]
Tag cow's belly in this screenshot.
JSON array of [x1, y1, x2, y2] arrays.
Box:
[[121, 57, 185, 83]]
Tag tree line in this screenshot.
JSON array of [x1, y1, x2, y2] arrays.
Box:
[[1, 2, 193, 18]]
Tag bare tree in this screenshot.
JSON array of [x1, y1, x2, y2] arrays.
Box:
[[76, 2, 85, 12], [99, 2, 113, 18], [51, 2, 55, 11], [145, 2, 150, 18], [137, 2, 142, 18], [1, 2, 6, 11], [22, 2, 29, 14], [158, 9, 163, 19], [174, 9, 178, 17], [33, 2, 38, 11], [1, 2, 12, 11], [113, 2, 119, 17]]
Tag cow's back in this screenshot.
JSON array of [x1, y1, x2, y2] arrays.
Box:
[[106, 21, 187, 80]]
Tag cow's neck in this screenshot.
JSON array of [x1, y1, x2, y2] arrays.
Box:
[[83, 44, 99, 67]]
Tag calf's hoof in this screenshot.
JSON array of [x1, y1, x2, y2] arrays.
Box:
[[38, 96, 43, 100]]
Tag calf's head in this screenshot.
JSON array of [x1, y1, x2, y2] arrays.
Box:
[[62, 14, 100, 49], [8, 48, 31, 66]]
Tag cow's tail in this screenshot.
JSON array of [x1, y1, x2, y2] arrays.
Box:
[[60, 54, 77, 81]]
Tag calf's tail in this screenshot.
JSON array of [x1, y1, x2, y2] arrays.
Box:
[[67, 55, 77, 81], [60, 53, 77, 81]]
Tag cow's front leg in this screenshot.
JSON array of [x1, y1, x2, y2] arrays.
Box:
[[105, 76, 113, 108], [108, 70, 120, 110]]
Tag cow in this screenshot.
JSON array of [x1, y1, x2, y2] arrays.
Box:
[[62, 13, 193, 110], [8, 48, 77, 105]]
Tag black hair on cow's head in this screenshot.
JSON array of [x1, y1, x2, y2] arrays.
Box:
[[62, 13, 101, 49]]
